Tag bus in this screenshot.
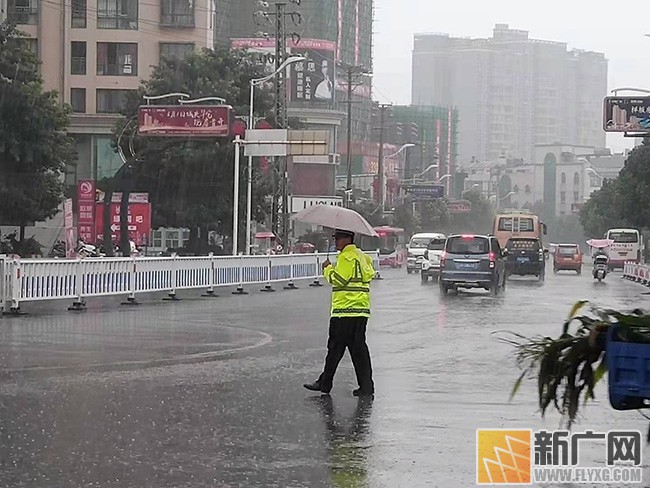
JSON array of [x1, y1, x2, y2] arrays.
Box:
[[605, 228, 642, 268], [493, 210, 547, 249], [359, 226, 407, 268]]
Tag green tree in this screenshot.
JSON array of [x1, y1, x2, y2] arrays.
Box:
[[616, 142, 650, 229], [579, 179, 624, 238], [448, 189, 495, 234], [419, 199, 450, 232], [113, 47, 276, 254], [0, 22, 74, 247], [349, 200, 386, 227]]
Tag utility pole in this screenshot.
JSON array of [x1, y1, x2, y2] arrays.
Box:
[[274, 2, 290, 253], [261, 1, 300, 253], [340, 64, 369, 208], [376, 103, 391, 213], [345, 67, 354, 203]]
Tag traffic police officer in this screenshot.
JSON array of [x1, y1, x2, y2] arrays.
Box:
[[304, 229, 376, 396]]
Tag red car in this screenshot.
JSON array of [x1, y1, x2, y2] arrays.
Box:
[[553, 244, 583, 274]]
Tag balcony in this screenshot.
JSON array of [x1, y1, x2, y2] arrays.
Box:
[[97, 11, 138, 30], [160, 13, 194, 27], [97, 63, 136, 76], [8, 3, 38, 25]]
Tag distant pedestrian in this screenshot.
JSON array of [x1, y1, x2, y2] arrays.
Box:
[[304, 229, 376, 396]]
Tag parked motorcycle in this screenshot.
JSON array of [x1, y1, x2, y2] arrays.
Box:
[[77, 239, 102, 258], [48, 240, 66, 258], [593, 254, 609, 282]]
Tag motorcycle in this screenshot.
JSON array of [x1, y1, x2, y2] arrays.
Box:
[[593, 254, 609, 282], [76, 239, 102, 258]]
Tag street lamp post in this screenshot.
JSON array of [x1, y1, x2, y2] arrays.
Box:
[[381, 143, 415, 211], [490, 191, 516, 211], [245, 56, 306, 255], [461, 184, 481, 199]]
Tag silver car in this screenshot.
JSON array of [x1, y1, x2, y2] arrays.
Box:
[[439, 234, 508, 295]]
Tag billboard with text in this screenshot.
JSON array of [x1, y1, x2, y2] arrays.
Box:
[[603, 97, 650, 132]]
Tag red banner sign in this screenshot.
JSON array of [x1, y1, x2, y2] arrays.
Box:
[[448, 200, 472, 214], [77, 179, 96, 243], [138, 105, 232, 137], [95, 202, 152, 247]]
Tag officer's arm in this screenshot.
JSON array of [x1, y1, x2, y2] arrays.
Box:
[[323, 257, 352, 286]]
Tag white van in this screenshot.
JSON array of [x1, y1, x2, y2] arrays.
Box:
[[407, 232, 446, 274]]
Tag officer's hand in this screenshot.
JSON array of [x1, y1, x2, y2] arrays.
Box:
[[322, 259, 331, 270]]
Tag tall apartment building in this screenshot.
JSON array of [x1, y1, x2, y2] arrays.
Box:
[[3, 0, 215, 183], [412, 24, 608, 165]]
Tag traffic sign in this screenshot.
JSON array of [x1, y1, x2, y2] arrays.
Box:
[[404, 184, 445, 200]]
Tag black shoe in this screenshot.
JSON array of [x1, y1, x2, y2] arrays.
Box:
[[353, 388, 374, 397], [303, 381, 321, 391], [304, 382, 330, 395]]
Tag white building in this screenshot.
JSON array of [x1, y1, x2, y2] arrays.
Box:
[[412, 24, 608, 165], [461, 144, 629, 217]]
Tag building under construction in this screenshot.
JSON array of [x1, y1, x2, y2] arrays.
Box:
[[227, 0, 375, 161], [361, 104, 460, 202]]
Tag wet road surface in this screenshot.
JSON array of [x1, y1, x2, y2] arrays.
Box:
[[0, 266, 649, 487]]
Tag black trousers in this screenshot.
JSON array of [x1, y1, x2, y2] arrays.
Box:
[[317, 316, 374, 394]]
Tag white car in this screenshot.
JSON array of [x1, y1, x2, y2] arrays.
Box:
[[420, 236, 447, 283], [407, 233, 446, 274]]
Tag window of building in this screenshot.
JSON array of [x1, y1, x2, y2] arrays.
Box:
[[71, 0, 87, 28], [513, 184, 519, 193], [96, 89, 132, 113], [160, 42, 194, 61], [160, 0, 195, 27], [71, 42, 86, 75], [573, 172, 580, 186], [97, 43, 137, 76], [525, 184, 531, 194], [573, 191, 580, 202], [560, 191, 566, 204], [561, 172, 566, 184], [95, 136, 123, 179], [70, 88, 86, 113], [8, 0, 38, 24], [97, 0, 138, 29]]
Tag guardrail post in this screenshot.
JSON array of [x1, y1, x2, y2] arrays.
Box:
[[0, 254, 5, 315], [374, 249, 383, 280], [232, 254, 248, 295], [122, 256, 140, 306], [5, 257, 24, 315], [284, 257, 298, 290], [310, 254, 323, 287], [68, 258, 87, 311], [202, 253, 218, 297], [261, 256, 275, 292], [163, 253, 181, 301]]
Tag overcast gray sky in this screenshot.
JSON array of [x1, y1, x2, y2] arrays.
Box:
[[373, 0, 649, 152]]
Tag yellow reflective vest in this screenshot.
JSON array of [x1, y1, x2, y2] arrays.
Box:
[[323, 244, 375, 317]]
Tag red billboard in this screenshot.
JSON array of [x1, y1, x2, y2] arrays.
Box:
[[77, 179, 96, 243], [95, 202, 152, 247], [138, 105, 232, 137]]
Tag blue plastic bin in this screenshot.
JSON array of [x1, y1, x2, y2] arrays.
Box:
[[607, 325, 650, 410]]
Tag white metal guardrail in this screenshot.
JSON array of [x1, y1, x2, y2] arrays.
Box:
[[1, 252, 380, 313], [623, 262, 650, 286]]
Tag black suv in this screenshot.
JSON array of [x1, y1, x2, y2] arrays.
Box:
[[439, 234, 507, 295], [504, 237, 546, 281]]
